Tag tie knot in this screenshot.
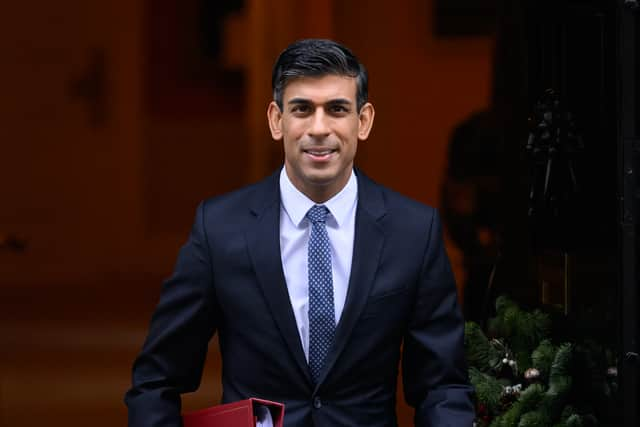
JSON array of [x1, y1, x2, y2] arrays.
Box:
[[307, 204, 330, 224]]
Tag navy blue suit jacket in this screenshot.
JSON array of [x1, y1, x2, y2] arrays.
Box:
[[125, 170, 474, 426]]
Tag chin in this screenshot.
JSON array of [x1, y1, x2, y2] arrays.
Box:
[[304, 173, 336, 187]]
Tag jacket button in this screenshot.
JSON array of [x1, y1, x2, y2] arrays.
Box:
[[313, 397, 322, 409]]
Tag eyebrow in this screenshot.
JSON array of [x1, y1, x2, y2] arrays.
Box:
[[287, 97, 353, 106]]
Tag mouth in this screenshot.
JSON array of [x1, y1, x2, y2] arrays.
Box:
[[303, 148, 337, 161]]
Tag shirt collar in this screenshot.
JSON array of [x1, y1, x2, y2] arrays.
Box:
[[279, 166, 358, 228]]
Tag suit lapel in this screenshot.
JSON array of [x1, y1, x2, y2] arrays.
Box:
[[314, 171, 387, 389], [245, 172, 312, 385]]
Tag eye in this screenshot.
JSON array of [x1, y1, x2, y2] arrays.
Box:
[[291, 104, 311, 114], [328, 104, 349, 114]]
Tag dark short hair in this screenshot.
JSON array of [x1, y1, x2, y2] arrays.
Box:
[[272, 39, 368, 112]]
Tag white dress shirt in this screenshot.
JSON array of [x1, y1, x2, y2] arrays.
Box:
[[279, 167, 357, 361]]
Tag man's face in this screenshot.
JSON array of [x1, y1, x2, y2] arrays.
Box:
[[268, 74, 374, 202]]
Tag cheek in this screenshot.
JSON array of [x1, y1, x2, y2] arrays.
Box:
[[340, 128, 359, 150], [283, 132, 303, 149], [348, 137, 360, 157], [283, 139, 298, 156], [347, 143, 358, 157], [340, 122, 361, 144], [282, 119, 307, 136]]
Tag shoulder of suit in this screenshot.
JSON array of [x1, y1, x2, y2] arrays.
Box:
[[198, 170, 279, 218], [357, 170, 437, 216]]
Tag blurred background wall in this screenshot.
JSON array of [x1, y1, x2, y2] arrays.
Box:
[[0, 1, 493, 425]]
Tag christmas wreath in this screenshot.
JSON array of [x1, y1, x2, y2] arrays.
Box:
[[465, 296, 618, 426]]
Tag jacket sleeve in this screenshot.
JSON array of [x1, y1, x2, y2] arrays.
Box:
[[125, 201, 217, 427], [402, 209, 475, 427]]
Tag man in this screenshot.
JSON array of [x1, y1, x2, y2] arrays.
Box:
[[126, 39, 474, 426]]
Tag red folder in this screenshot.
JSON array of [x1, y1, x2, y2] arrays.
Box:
[[182, 398, 285, 427]]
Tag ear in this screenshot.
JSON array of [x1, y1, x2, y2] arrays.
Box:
[[357, 102, 375, 141], [267, 101, 283, 140]]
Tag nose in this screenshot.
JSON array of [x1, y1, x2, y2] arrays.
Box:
[[308, 109, 330, 138]]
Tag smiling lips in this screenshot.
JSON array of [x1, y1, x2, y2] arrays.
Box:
[[304, 148, 336, 161]]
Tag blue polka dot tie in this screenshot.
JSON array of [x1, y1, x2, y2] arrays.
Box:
[[306, 204, 335, 384]]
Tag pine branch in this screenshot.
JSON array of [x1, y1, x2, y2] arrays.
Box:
[[490, 384, 545, 427], [548, 343, 573, 395], [518, 410, 552, 427], [531, 339, 556, 381], [465, 322, 503, 371], [487, 297, 551, 367], [538, 343, 573, 421], [469, 367, 505, 414]]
